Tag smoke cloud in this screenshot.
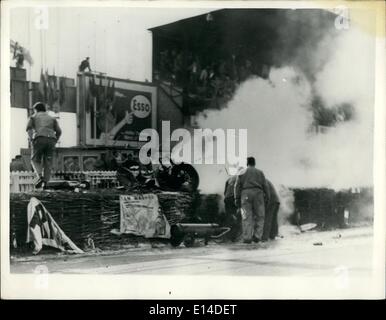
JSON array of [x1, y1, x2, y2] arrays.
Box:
[[194, 13, 375, 196]]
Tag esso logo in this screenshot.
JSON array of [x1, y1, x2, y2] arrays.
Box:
[[131, 95, 151, 118]]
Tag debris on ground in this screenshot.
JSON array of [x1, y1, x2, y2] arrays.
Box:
[[313, 242, 323, 246], [299, 223, 317, 232]]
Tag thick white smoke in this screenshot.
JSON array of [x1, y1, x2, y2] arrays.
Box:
[[194, 23, 374, 195], [311, 25, 374, 189]]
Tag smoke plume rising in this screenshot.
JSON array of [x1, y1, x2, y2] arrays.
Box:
[[194, 12, 375, 196]]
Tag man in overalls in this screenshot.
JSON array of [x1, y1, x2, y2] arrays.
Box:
[[234, 157, 269, 243]]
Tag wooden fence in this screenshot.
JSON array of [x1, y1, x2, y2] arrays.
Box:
[[10, 171, 119, 193]]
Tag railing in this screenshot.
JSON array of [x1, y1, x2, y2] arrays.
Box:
[[10, 171, 119, 193], [10, 171, 35, 193]]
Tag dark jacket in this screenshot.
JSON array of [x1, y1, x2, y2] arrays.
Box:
[[266, 180, 280, 205], [79, 59, 91, 72]]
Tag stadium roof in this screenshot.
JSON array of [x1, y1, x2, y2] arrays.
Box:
[[149, 8, 338, 63]]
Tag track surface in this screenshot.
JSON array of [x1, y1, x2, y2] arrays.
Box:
[[10, 226, 374, 277]]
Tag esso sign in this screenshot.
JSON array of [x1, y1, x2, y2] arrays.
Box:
[[131, 95, 151, 118]]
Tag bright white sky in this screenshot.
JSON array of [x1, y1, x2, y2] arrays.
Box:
[[10, 7, 211, 82]]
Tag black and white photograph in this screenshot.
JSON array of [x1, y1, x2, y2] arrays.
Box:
[[1, 0, 385, 300]]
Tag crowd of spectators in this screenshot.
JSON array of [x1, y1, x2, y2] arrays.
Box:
[[155, 48, 270, 104]]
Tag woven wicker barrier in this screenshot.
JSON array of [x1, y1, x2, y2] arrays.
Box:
[[10, 189, 197, 251], [292, 187, 373, 228], [9, 187, 373, 253]]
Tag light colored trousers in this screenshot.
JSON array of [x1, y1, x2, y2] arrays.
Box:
[[241, 188, 265, 241]]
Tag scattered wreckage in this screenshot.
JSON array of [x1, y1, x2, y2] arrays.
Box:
[[116, 158, 200, 192]]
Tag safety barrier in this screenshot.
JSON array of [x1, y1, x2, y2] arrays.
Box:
[[10, 171, 119, 193], [10, 190, 196, 250]]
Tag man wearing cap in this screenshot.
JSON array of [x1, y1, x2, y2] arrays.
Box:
[[26, 102, 62, 188], [234, 157, 269, 243]]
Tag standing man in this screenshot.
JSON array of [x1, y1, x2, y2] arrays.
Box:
[[26, 102, 62, 189], [262, 179, 281, 241], [234, 157, 269, 243]]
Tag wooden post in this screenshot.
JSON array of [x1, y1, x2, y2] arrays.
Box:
[[76, 72, 82, 145], [93, 96, 97, 146], [27, 81, 33, 150], [104, 74, 108, 146]]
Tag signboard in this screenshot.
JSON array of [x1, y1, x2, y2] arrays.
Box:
[[119, 194, 170, 239], [78, 73, 157, 147]]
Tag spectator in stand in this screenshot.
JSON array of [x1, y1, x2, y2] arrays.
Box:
[[238, 59, 253, 82], [188, 56, 201, 94], [153, 71, 160, 82], [200, 64, 218, 99], [166, 50, 175, 78], [173, 51, 184, 85], [199, 65, 209, 87], [213, 59, 238, 99], [169, 49, 178, 83], [159, 50, 173, 81], [228, 54, 238, 81], [208, 64, 216, 81], [261, 64, 270, 80], [224, 76, 236, 99], [218, 60, 227, 79], [159, 51, 167, 76], [157, 49, 258, 102]]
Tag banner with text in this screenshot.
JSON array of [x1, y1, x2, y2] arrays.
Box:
[[120, 194, 171, 239]]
